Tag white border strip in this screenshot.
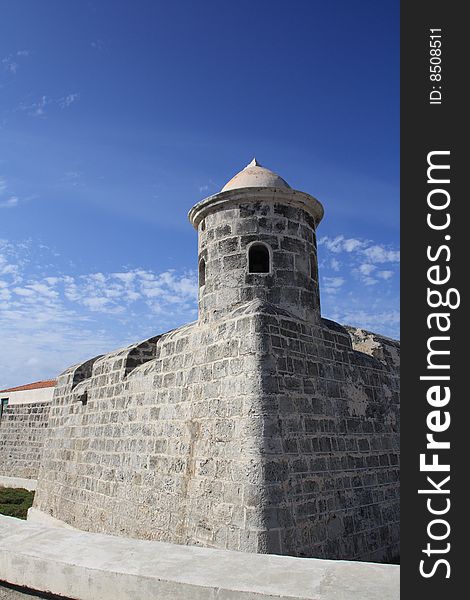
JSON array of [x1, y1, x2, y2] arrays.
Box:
[[0, 515, 399, 600]]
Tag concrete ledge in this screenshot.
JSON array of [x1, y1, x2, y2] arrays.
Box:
[[0, 476, 37, 491], [27, 508, 76, 530], [0, 516, 399, 600]]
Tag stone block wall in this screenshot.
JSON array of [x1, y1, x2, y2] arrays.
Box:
[[249, 307, 399, 562], [0, 402, 51, 480], [33, 301, 399, 562], [197, 198, 321, 324], [34, 315, 268, 551]]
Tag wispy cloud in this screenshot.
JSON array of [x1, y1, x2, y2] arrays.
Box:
[[60, 170, 84, 188], [58, 93, 79, 108], [60, 268, 198, 315], [377, 270, 393, 280], [20, 95, 49, 117], [197, 179, 218, 194], [18, 93, 80, 118], [329, 257, 341, 271], [319, 235, 400, 288], [1, 50, 29, 74], [319, 233, 399, 338], [1, 230, 399, 386], [322, 276, 345, 294], [90, 40, 105, 51], [329, 308, 400, 333], [0, 240, 198, 387], [0, 176, 21, 209], [321, 236, 365, 254], [358, 263, 375, 276], [0, 196, 19, 209], [362, 245, 400, 263]]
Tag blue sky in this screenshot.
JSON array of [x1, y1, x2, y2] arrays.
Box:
[[0, 0, 399, 388]]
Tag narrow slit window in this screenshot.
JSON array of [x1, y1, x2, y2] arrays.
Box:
[[0, 398, 8, 421], [248, 243, 270, 274], [310, 254, 318, 281], [199, 258, 206, 287]]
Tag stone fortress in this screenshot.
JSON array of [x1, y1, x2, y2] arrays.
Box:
[[0, 159, 400, 563]]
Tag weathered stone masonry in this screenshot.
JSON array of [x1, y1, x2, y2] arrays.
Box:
[[30, 159, 399, 562], [0, 402, 51, 480]]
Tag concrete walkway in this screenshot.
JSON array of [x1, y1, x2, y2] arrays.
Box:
[[0, 586, 38, 600], [0, 583, 68, 599], [0, 515, 399, 600]]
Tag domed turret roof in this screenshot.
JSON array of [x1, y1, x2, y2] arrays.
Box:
[[221, 158, 291, 192]]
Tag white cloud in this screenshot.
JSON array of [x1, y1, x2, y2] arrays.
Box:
[[91, 40, 105, 50], [358, 263, 376, 276], [362, 245, 400, 263], [18, 93, 79, 118], [0, 232, 399, 386], [323, 276, 345, 294], [28, 282, 59, 299], [318, 233, 399, 338], [44, 277, 59, 285], [28, 95, 48, 117], [197, 180, 217, 195], [343, 238, 363, 252], [319, 235, 365, 254], [82, 296, 112, 311], [330, 258, 341, 271], [1, 50, 29, 75], [0, 177, 24, 209], [58, 93, 79, 108], [2, 56, 17, 74], [0, 248, 22, 281], [114, 272, 136, 284], [319, 236, 340, 253], [0, 241, 199, 387], [319, 235, 399, 264], [0, 196, 19, 208], [60, 269, 198, 314], [12, 287, 36, 297]]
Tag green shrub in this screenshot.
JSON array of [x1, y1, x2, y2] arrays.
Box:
[[0, 487, 35, 519]]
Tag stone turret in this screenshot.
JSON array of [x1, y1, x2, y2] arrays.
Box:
[[188, 159, 324, 323]]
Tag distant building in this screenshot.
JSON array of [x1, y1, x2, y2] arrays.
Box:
[[0, 379, 56, 407], [0, 380, 55, 481]]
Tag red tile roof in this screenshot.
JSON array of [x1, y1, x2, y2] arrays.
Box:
[[0, 379, 57, 393]]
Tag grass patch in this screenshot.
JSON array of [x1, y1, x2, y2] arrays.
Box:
[[0, 486, 35, 519]]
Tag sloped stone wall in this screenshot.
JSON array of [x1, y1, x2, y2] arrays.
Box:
[[0, 402, 51, 480], [33, 302, 399, 562], [34, 314, 268, 552], [251, 309, 399, 562]]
